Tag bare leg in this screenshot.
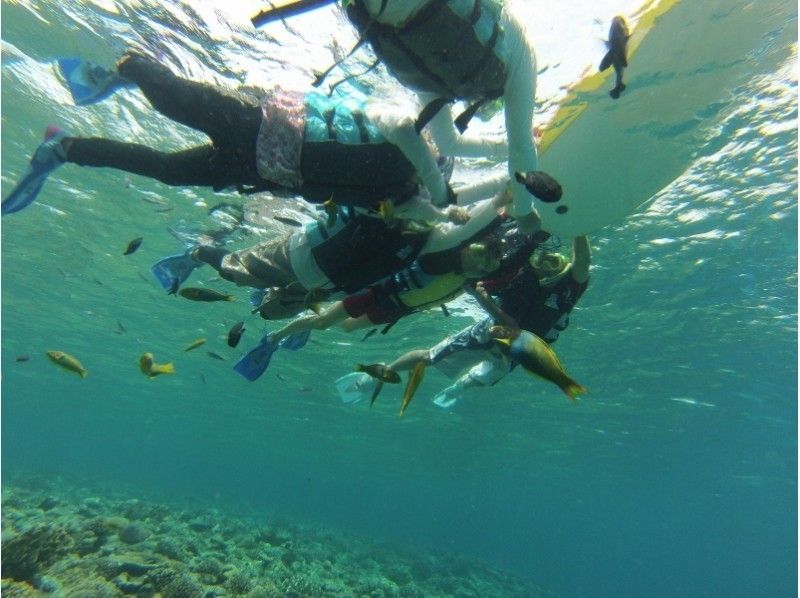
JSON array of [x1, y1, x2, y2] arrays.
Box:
[[339, 315, 376, 333], [387, 348, 431, 373], [271, 301, 348, 343]]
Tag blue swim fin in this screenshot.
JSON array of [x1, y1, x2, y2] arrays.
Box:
[[2, 126, 66, 216], [233, 334, 278, 382], [150, 251, 201, 293], [250, 288, 268, 308], [279, 330, 310, 351], [57, 58, 129, 106]]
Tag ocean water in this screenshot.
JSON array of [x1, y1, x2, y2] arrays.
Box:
[[1, 1, 797, 597]]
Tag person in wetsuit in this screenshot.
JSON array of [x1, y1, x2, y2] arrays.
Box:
[[3, 51, 457, 217], [342, 224, 591, 407], [339, 0, 541, 232]]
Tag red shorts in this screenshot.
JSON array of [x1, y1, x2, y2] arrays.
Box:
[[342, 288, 408, 325]]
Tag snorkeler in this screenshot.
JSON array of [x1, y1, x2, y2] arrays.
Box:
[[154, 182, 512, 319], [267, 230, 505, 345], [327, 0, 542, 234], [337, 225, 591, 408], [230, 190, 511, 382], [3, 51, 457, 216]]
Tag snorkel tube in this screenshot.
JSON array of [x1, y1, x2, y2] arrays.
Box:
[[251, 0, 337, 28]]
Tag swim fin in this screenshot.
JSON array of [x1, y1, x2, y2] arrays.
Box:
[[2, 126, 66, 216], [279, 330, 310, 351], [334, 372, 376, 404], [150, 251, 201, 293], [250, 288, 268, 308], [57, 58, 130, 105], [233, 334, 279, 382], [432, 384, 461, 409]]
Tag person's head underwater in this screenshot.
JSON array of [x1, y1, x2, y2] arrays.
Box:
[[460, 239, 503, 278], [530, 251, 570, 286]]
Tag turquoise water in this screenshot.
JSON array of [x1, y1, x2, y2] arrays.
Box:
[[2, 1, 797, 596]]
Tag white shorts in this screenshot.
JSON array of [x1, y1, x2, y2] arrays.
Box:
[[428, 318, 510, 384]]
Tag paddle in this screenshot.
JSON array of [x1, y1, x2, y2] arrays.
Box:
[[251, 0, 337, 28]]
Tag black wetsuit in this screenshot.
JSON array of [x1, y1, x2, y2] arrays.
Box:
[[63, 54, 263, 191]]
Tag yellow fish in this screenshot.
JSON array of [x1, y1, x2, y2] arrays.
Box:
[[399, 361, 426, 416], [184, 338, 206, 352], [139, 352, 175, 378], [378, 199, 395, 221], [490, 326, 587, 400], [323, 195, 338, 227], [46, 351, 88, 378], [356, 363, 401, 384]]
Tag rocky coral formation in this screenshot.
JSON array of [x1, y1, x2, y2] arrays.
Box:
[[1, 477, 552, 597]]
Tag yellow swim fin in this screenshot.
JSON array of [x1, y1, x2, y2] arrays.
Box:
[[399, 362, 426, 417]]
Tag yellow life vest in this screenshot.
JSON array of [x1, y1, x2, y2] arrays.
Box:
[[397, 272, 466, 310]]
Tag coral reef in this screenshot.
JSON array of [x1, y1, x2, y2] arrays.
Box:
[[1, 476, 552, 597]]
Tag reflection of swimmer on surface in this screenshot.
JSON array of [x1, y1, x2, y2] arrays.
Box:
[[337, 0, 542, 233], [338, 222, 591, 408], [3, 51, 460, 217]]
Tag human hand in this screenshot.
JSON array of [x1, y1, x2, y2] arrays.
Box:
[[491, 186, 513, 208], [447, 206, 470, 224], [515, 211, 542, 235]]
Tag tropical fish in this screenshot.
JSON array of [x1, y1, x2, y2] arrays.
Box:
[[15, 355, 30, 363], [599, 15, 631, 99], [323, 195, 338, 227], [304, 287, 330, 315], [207, 351, 226, 361], [361, 328, 378, 342], [115, 319, 127, 335], [46, 350, 88, 378], [184, 338, 206, 352], [440, 304, 450, 317], [490, 326, 587, 399], [378, 199, 394, 221], [399, 361, 426, 416], [139, 352, 175, 378], [227, 321, 246, 348], [514, 171, 563, 203], [123, 237, 143, 255], [356, 363, 401, 384], [179, 288, 235, 302], [299, 386, 313, 392], [274, 215, 303, 227], [154, 206, 174, 213], [276, 372, 288, 382]]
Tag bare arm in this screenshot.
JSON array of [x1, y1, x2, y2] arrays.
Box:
[[463, 282, 518, 328], [424, 190, 510, 253], [271, 301, 349, 343], [571, 236, 591, 284]]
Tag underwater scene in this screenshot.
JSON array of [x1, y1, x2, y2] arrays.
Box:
[[1, 0, 797, 596]]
